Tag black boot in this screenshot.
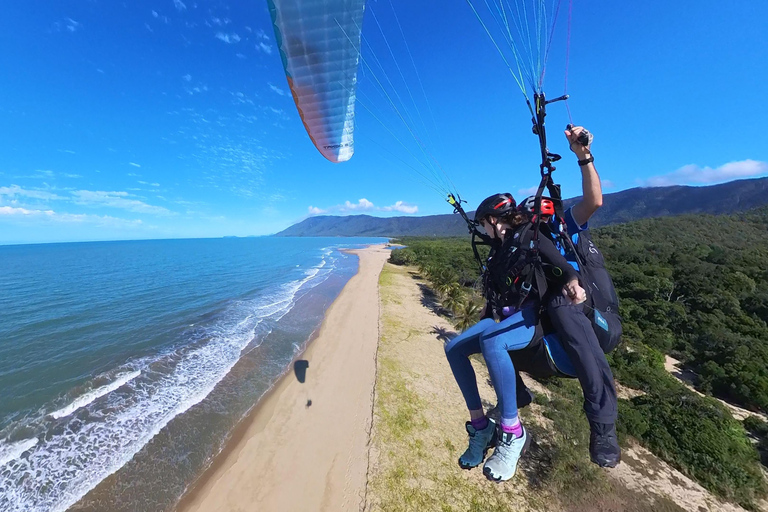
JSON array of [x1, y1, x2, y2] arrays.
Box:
[[588, 421, 621, 468], [516, 373, 533, 409]]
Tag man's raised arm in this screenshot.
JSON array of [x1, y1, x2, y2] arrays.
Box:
[[565, 125, 603, 227]]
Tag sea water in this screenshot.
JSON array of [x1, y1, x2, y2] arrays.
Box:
[[0, 237, 386, 512]]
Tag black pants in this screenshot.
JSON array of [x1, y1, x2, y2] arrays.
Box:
[[519, 295, 618, 424]]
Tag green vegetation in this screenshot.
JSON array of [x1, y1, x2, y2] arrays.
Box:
[[595, 209, 768, 414], [389, 208, 768, 508], [371, 264, 679, 512], [744, 416, 768, 438], [619, 388, 765, 508], [524, 378, 687, 512], [389, 237, 486, 330]]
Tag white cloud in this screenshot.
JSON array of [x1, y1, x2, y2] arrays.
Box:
[[258, 42, 273, 54], [71, 190, 171, 215], [215, 32, 241, 44], [0, 206, 54, 216], [0, 185, 63, 201], [269, 84, 285, 96], [0, 206, 145, 227], [381, 201, 418, 214], [66, 18, 81, 32], [516, 186, 539, 198], [309, 198, 418, 215], [129, 162, 141, 168], [343, 198, 374, 211], [152, 10, 159, 17], [183, 74, 192, 82], [601, 179, 615, 190], [173, 0, 187, 12], [640, 159, 768, 187], [186, 84, 209, 95], [16, 169, 55, 179]]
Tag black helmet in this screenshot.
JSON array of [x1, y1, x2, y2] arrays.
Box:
[[474, 193, 516, 222]]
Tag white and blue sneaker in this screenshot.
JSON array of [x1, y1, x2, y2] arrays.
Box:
[[458, 418, 497, 469], [483, 424, 530, 482]]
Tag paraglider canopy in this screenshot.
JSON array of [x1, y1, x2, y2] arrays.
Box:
[[268, 0, 366, 163]]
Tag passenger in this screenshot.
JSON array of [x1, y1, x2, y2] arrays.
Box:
[[444, 192, 585, 482]]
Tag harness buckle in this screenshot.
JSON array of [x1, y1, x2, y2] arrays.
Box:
[[517, 280, 533, 309]]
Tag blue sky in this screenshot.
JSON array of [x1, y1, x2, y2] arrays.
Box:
[[1, 0, 767, 244]]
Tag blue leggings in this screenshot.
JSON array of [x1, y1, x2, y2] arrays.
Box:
[[444, 307, 538, 421]]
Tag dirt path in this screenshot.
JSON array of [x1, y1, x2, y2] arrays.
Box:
[[664, 355, 767, 423]]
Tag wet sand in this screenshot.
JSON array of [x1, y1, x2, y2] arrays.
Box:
[[176, 245, 390, 512]]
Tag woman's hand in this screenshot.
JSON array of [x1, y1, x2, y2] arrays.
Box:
[[563, 279, 587, 305]]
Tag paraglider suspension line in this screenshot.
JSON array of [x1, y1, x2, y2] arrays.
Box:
[[518, 91, 570, 300], [447, 193, 492, 276]]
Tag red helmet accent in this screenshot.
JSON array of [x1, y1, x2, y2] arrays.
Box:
[[474, 193, 517, 222], [520, 195, 555, 216]]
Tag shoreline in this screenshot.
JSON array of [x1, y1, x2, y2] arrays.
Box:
[[176, 244, 390, 512]]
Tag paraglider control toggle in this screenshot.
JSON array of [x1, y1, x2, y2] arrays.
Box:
[[566, 123, 593, 147]]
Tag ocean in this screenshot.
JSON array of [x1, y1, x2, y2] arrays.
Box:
[[0, 237, 387, 512]]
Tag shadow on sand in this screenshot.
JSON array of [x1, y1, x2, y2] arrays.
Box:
[[293, 359, 309, 383], [408, 271, 453, 319]]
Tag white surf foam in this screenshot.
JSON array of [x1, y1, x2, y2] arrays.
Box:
[[0, 257, 337, 512], [49, 371, 141, 419], [0, 438, 38, 468]]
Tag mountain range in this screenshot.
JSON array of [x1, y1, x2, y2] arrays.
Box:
[[275, 176, 768, 237]]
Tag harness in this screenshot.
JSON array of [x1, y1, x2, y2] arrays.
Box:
[[483, 223, 541, 313]]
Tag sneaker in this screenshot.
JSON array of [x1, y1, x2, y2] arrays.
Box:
[[483, 425, 530, 482], [458, 418, 497, 469], [589, 421, 621, 468]]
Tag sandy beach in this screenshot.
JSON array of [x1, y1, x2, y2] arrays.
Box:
[[177, 245, 390, 512]]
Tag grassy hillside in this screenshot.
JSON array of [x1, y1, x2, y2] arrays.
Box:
[[367, 263, 691, 512], [386, 208, 768, 509]]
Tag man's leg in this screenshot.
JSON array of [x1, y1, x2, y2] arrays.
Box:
[[547, 295, 620, 467]]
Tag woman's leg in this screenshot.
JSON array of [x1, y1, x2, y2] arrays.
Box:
[[444, 318, 498, 469], [478, 307, 537, 481], [479, 306, 538, 423], [444, 317, 497, 414]]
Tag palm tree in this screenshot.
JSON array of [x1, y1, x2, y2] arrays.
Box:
[[454, 299, 483, 331], [442, 285, 465, 314]]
